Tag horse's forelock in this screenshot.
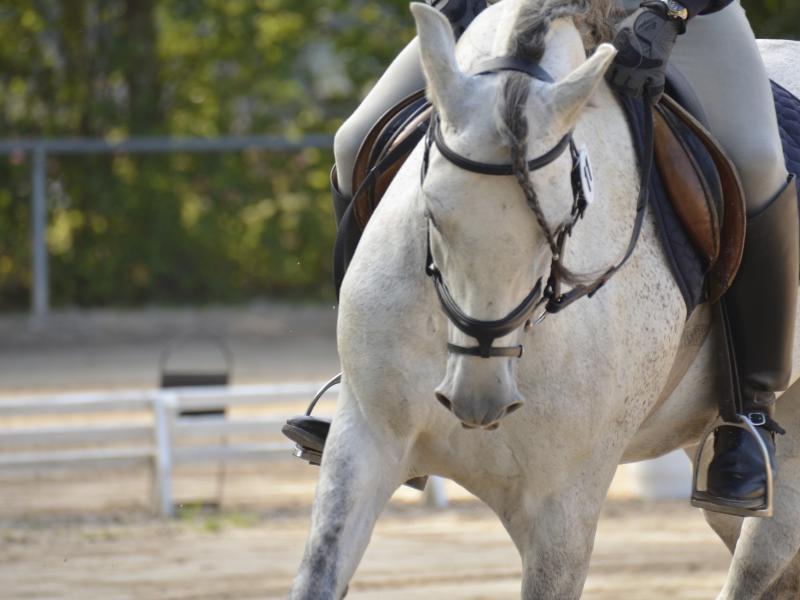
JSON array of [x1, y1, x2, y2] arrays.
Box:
[[497, 0, 619, 161], [493, 0, 620, 288]]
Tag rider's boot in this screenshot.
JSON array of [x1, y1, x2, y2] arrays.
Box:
[[282, 374, 340, 466], [281, 173, 351, 465], [330, 166, 350, 225], [705, 175, 798, 513]]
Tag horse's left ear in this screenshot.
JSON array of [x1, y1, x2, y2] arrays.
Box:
[[411, 2, 469, 124], [549, 43, 617, 128]]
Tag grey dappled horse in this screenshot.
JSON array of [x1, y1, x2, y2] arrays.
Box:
[[289, 1, 800, 598]]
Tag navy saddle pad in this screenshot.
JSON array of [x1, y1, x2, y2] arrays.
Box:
[[623, 82, 800, 315]]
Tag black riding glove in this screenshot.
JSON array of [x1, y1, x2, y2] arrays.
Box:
[[607, 1, 686, 102]]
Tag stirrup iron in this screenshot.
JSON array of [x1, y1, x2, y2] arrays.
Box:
[[283, 373, 429, 491], [284, 373, 341, 465], [690, 413, 774, 518]]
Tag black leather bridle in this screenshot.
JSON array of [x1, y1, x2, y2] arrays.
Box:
[[421, 56, 653, 359]]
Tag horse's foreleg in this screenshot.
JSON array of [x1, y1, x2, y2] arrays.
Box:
[[761, 556, 800, 599], [508, 474, 613, 600], [715, 478, 800, 600], [715, 383, 800, 600], [289, 387, 406, 600]]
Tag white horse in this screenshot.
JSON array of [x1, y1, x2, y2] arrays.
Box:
[[290, 1, 800, 598]]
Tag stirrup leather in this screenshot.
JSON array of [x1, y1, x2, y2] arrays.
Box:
[[691, 413, 774, 518]]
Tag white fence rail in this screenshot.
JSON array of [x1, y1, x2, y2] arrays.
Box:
[[0, 383, 329, 516], [0, 383, 448, 515]]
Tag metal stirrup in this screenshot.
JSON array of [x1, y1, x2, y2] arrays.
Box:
[[305, 373, 342, 416], [690, 413, 774, 518]]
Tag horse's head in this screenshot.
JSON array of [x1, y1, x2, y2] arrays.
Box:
[[411, 2, 616, 429]]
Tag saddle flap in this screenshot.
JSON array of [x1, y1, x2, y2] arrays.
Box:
[[660, 95, 747, 303], [653, 104, 722, 270], [351, 89, 430, 230]]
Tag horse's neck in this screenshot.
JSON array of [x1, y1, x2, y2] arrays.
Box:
[[560, 86, 644, 277]]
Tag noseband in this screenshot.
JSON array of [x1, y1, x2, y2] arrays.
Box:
[[421, 56, 653, 359]]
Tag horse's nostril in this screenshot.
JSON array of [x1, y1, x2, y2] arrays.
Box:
[[505, 402, 523, 416], [435, 392, 453, 412], [485, 422, 500, 431]]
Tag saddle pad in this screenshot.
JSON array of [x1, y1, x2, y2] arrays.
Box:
[[621, 94, 707, 314], [622, 83, 800, 315], [773, 81, 800, 201]]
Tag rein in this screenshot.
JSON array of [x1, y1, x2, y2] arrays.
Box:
[[421, 56, 654, 359]]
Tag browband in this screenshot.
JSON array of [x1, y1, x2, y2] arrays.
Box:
[[430, 112, 573, 176], [469, 56, 555, 83]]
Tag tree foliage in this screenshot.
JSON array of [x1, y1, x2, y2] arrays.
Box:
[[0, 0, 415, 308], [742, 0, 800, 39], [0, 1, 795, 308]]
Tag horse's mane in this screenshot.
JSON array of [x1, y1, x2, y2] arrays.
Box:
[[506, 0, 618, 61], [497, 0, 619, 286]]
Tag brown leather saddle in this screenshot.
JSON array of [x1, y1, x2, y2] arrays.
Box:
[[345, 88, 746, 304], [349, 89, 432, 229]]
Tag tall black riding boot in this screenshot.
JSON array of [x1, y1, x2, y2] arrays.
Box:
[[282, 171, 352, 464], [330, 166, 350, 226], [331, 167, 364, 296], [706, 175, 799, 511]]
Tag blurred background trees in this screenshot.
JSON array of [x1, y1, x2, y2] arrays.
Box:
[[0, 1, 795, 309]]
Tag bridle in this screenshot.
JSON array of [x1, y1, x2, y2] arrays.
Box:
[[421, 56, 653, 359]]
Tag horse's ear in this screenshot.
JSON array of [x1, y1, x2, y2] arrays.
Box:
[[549, 43, 617, 128], [411, 2, 468, 121]]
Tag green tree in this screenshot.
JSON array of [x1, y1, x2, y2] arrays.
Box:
[[743, 0, 800, 39], [0, 0, 415, 308], [0, 1, 797, 309]]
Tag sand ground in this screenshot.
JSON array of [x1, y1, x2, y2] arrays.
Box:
[[0, 464, 730, 600], [0, 306, 731, 599]]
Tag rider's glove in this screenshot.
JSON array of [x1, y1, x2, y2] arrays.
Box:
[[606, 1, 687, 103]]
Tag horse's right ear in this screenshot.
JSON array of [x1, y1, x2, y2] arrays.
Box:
[[549, 43, 617, 129], [411, 3, 468, 122]]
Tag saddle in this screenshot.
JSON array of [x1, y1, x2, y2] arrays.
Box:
[[342, 75, 800, 313], [349, 90, 432, 230]]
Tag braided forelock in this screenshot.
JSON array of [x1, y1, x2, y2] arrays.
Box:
[[495, 0, 619, 286]]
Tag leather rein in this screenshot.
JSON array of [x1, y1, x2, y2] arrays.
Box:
[[421, 56, 654, 359]]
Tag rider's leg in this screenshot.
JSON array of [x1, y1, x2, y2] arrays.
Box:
[[330, 38, 426, 288], [286, 42, 425, 462], [333, 0, 489, 194], [668, 1, 798, 508], [333, 38, 425, 198], [289, 385, 408, 600]]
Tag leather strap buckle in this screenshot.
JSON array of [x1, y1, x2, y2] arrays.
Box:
[[746, 412, 767, 427]]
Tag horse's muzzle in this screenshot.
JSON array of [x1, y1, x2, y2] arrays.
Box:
[[435, 356, 525, 429]]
